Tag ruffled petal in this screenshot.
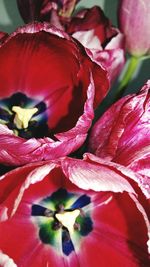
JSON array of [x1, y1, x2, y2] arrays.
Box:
[[88, 81, 150, 191], [61, 156, 135, 194], [0, 23, 109, 166]]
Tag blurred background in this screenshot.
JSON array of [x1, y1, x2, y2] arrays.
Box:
[[0, 0, 149, 94]]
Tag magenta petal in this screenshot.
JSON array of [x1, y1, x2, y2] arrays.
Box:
[[89, 48, 125, 83], [88, 81, 150, 188], [84, 153, 150, 200], [61, 155, 135, 194]]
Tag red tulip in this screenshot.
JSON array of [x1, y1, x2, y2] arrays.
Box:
[[0, 154, 149, 266], [88, 81, 150, 198], [0, 22, 109, 166], [17, 0, 80, 23], [17, 2, 125, 83], [118, 0, 150, 56]]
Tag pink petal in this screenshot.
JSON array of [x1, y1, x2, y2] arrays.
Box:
[[118, 0, 150, 56], [89, 81, 150, 190], [89, 48, 125, 83], [61, 156, 135, 194]]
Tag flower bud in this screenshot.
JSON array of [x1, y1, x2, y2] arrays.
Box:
[[118, 0, 150, 56]]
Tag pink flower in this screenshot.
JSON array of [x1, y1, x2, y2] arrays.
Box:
[[0, 154, 149, 266], [118, 0, 150, 56], [16, 2, 125, 83], [67, 6, 125, 83], [88, 81, 150, 198], [0, 22, 109, 166]]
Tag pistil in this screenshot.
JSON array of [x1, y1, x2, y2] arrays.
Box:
[[12, 106, 38, 129], [55, 209, 80, 234]]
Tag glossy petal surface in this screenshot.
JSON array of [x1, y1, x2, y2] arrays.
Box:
[[0, 156, 149, 266], [88, 81, 150, 198], [0, 23, 109, 166]]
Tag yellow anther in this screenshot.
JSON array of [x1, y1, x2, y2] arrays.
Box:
[[12, 106, 38, 129], [56, 209, 80, 234]]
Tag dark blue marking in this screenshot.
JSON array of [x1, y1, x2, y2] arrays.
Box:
[[71, 194, 91, 209], [62, 229, 75, 256], [31, 204, 48, 216], [0, 107, 11, 121], [1, 93, 29, 108], [80, 217, 93, 236], [44, 188, 74, 208], [0, 92, 49, 139]]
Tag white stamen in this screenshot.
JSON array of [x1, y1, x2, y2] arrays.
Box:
[[56, 209, 80, 234]]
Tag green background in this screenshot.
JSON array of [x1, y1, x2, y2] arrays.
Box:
[[0, 0, 149, 93]]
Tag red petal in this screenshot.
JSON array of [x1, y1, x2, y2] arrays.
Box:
[[77, 192, 149, 266]]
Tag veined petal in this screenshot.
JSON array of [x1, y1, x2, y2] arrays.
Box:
[[88, 81, 150, 195], [61, 156, 135, 194], [0, 157, 149, 265], [0, 22, 109, 166]]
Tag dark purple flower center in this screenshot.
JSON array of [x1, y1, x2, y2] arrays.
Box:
[[31, 188, 93, 256], [0, 92, 48, 139]]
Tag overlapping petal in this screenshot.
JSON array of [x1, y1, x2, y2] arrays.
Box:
[[17, 0, 80, 23], [0, 22, 109, 166], [88, 81, 150, 198], [68, 6, 125, 83], [0, 155, 149, 266], [17, 2, 125, 83]]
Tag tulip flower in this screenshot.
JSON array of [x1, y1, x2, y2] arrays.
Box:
[[66, 6, 125, 83], [118, 0, 150, 57], [0, 22, 109, 166], [88, 81, 150, 198], [17, 1, 125, 83], [0, 154, 149, 266], [17, 0, 80, 23]]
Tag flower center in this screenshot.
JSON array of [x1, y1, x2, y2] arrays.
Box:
[[0, 92, 48, 139], [32, 188, 93, 256], [55, 209, 80, 234], [12, 106, 38, 129]]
